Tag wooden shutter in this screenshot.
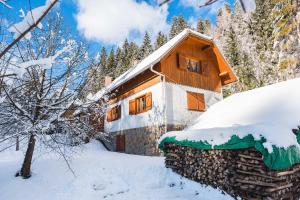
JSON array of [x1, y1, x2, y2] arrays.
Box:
[[177, 53, 187, 70], [107, 109, 112, 122], [145, 92, 152, 111], [187, 92, 205, 111], [129, 99, 136, 115], [117, 105, 121, 119], [197, 93, 205, 111], [187, 92, 198, 110]]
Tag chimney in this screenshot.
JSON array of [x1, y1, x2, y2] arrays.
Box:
[[104, 76, 112, 87]]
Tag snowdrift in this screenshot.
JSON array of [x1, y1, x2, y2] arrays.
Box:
[[159, 78, 300, 170]]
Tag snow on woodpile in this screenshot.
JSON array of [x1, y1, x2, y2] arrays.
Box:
[[160, 78, 300, 153]]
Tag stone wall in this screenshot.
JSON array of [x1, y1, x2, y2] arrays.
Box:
[[109, 124, 185, 156]]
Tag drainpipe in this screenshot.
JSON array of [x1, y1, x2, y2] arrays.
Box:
[[150, 65, 167, 135]]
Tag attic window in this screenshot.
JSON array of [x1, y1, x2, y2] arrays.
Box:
[[187, 59, 202, 73], [107, 105, 121, 122], [177, 53, 203, 74]]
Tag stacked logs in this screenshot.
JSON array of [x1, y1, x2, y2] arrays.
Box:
[[164, 143, 300, 200]]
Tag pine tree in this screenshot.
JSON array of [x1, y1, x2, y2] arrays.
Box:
[[99, 47, 108, 75], [106, 48, 115, 78], [139, 32, 153, 60], [197, 19, 206, 34], [155, 31, 168, 49], [114, 47, 123, 78], [271, 0, 300, 78], [177, 16, 189, 31], [169, 16, 188, 39], [129, 41, 139, 65], [169, 16, 179, 39], [121, 39, 131, 70]]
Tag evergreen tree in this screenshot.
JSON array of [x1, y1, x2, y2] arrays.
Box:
[[197, 19, 206, 34], [99, 47, 108, 75], [177, 16, 189, 31], [169, 16, 188, 39], [139, 32, 153, 60], [121, 38, 131, 70], [154, 31, 168, 49], [169, 16, 179, 39], [114, 47, 123, 78], [106, 48, 115, 78], [271, 0, 300, 78], [129, 41, 139, 65]]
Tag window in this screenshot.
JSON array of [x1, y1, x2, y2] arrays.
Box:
[[129, 92, 152, 115], [136, 95, 147, 113], [187, 59, 202, 73], [186, 92, 205, 111], [107, 105, 121, 122], [176, 53, 204, 74]]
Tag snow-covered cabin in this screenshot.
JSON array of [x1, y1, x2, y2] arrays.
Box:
[[92, 29, 237, 155]]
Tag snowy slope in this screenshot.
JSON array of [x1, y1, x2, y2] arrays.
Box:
[[0, 140, 233, 200], [160, 78, 300, 152]]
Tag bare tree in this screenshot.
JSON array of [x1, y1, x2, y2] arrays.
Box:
[[0, 12, 102, 178]]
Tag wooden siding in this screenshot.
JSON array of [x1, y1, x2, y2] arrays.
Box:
[[159, 37, 223, 92], [109, 73, 160, 104]]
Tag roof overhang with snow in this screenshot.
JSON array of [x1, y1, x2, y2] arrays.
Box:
[[88, 29, 237, 102]]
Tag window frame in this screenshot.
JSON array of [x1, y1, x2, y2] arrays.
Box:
[[135, 94, 147, 114], [107, 105, 121, 122], [129, 92, 152, 115], [177, 53, 204, 74], [186, 91, 205, 112]]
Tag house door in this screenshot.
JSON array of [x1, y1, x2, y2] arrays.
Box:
[[116, 134, 125, 152]]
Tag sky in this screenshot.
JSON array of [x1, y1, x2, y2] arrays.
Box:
[[1, 0, 236, 56]]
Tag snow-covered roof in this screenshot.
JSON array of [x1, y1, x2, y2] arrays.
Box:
[[160, 78, 300, 151], [88, 29, 236, 102], [106, 29, 213, 93]]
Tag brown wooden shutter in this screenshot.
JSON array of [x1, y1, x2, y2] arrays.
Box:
[[145, 92, 152, 111], [197, 93, 205, 111], [187, 92, 205, 111], [107, 109, 112, 122], [117, 105, 121, 119], [177, 53, 187, 70], [129, 99, 136, 115], [187, 92, 198, 110]]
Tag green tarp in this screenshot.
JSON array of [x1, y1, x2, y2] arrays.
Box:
[[159, 130, 300, 170]]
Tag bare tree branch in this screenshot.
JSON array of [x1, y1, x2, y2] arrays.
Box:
[[0, 0, 59, 59]]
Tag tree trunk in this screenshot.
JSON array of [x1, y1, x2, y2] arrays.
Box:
[[20, 134, 35, 178], [16, 136, 19, 151]]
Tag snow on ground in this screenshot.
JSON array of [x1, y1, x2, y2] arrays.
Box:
[[0, 140, 233, 200], [160, 78, 300, 152]]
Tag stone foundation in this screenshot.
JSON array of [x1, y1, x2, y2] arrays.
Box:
[[109, 124, 185, 156]]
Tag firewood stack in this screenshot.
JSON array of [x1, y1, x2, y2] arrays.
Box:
[[164, 143, 300, 200]]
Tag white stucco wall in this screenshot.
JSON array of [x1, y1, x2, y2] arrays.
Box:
[[165, 82, 223, 127], [104, 82, 165, 133], [104, 81, 223, 133]]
